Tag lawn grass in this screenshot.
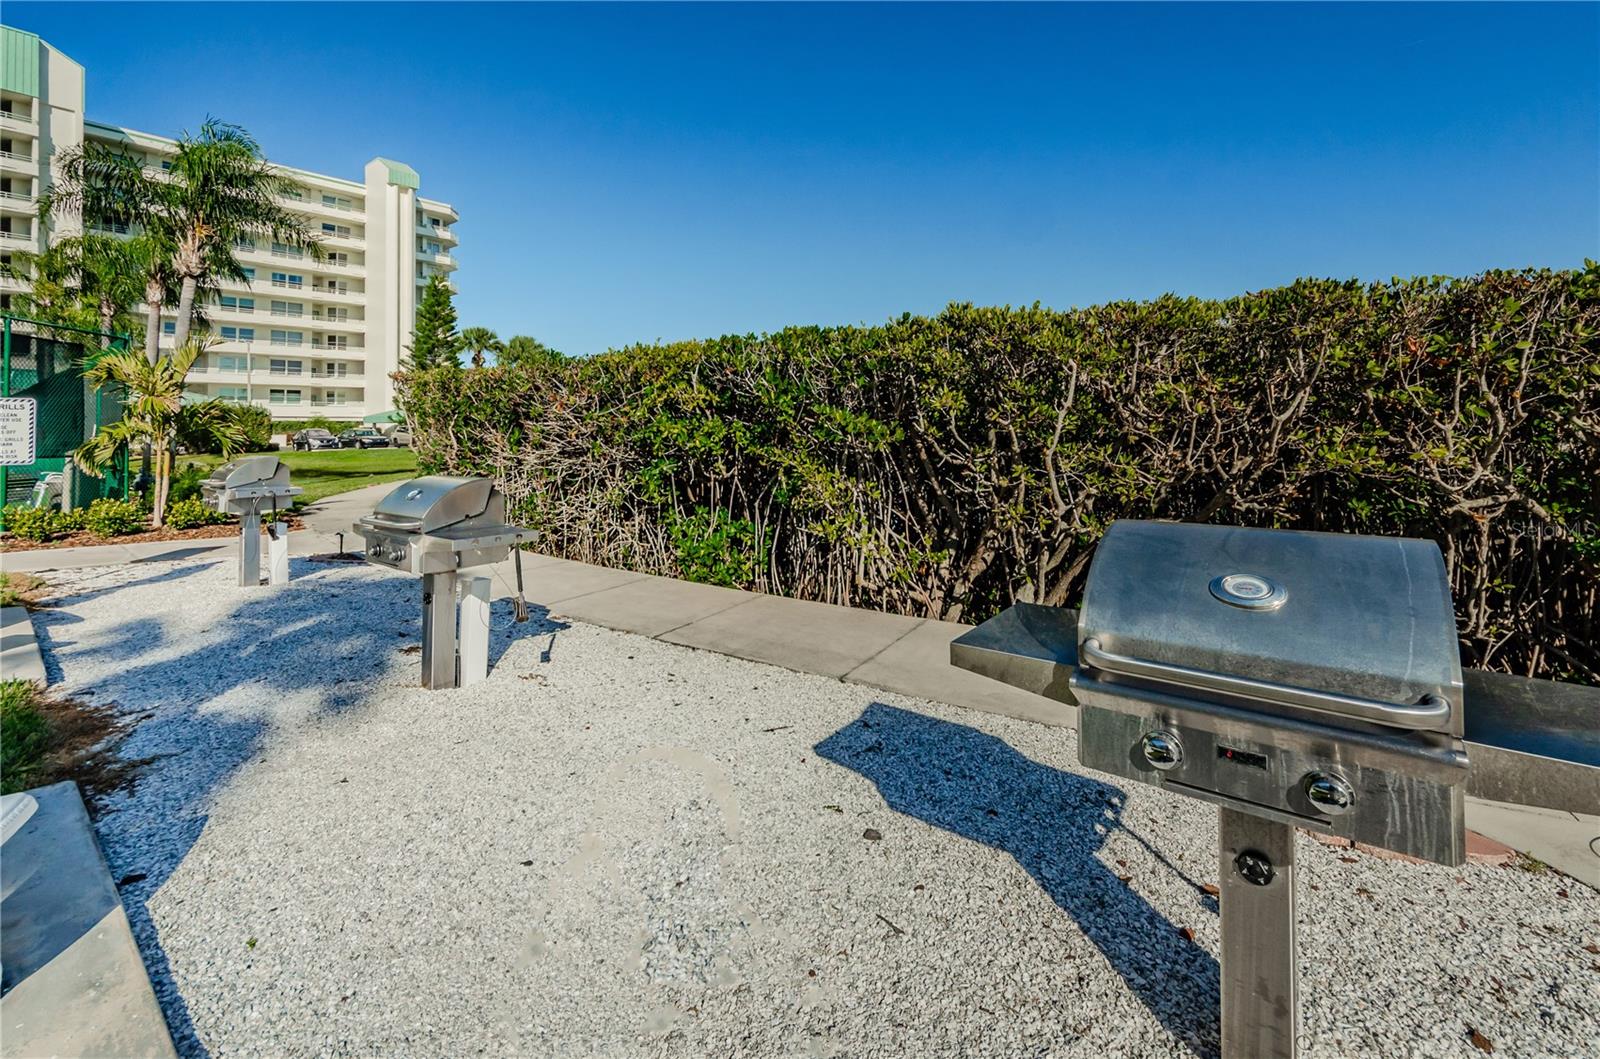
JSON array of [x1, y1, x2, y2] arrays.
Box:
[[180, 448, 420, 508]]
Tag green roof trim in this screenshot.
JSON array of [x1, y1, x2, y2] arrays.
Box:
[[1, 26, 41, 98], [375, 157, 420, 191]]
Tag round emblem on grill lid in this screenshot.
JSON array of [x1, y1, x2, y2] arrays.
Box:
[[1209, 573, 1287, 610]]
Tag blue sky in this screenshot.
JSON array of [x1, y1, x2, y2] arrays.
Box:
[[8, 2, 1598, 355]]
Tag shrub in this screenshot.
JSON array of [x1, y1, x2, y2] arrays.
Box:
[[168, 463, 210, 504], [1, 505, 57, 542], [400, 265, 1600, 684], [55, 508, 86, 532], [82, 498, 144, 537], [0, 679, 49, 795], [165, 496, 228, 530]]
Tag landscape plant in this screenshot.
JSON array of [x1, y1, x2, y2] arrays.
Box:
[[461, 326, 503, 369], [407, 274, 463, 369], [164, 496, 229, 530], [400, 265, 1600, 684], [40, 119, 322, 355], [80, 498, 145, 537], [74, 342, 249, 526]]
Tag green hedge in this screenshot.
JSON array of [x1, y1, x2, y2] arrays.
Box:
[[399, 266, 1600, 683]]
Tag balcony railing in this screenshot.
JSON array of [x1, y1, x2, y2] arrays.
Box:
[[0, 230, 32, 244], [0, 189, 33, 202], [270, 248, 304, 259], [0, 149, 33, 163], [270, 279, 304, 289], [0, 111, 37, 128]]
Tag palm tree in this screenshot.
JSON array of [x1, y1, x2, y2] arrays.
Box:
[[73, 340, 248, 527], [0, 241, 78, 325], [3, 234, 160, 346], [40, 118, 322, 358], [460, 326, 502, 368]]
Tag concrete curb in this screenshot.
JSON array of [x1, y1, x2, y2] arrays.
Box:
[[0, 782, 176, 1059], [0, 606, 46, 685]]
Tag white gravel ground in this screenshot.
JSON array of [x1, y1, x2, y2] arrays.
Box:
[[31, 557, 1600, 1059]]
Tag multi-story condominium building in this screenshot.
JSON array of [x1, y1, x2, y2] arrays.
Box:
[[0, 25, 459, 421]]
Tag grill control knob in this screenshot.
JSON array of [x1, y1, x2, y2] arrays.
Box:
[[1140, 731, 1184, 771], [1303, 771, 1355, 816]]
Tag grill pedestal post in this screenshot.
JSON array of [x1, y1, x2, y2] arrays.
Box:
[[238, 511, 262, 588], [422, 571, 459, 690], [457, 575, 490, 687], [1219, 808, 1298, 1059], [266, 523, 289, 585]]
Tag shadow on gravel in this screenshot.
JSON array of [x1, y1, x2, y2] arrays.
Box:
[[816, 703, 1221, 1058], [36, 557, 564, 1058]]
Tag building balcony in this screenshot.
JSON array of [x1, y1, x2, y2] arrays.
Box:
[[417, 221, 458, 245], [283, 195, 365, 219], [303, 285, 364, 303], [0, 188, 35, 207], [309, 313, 365, 331], [0, 110, 39, 131], [0, 229, 36, 246], [0, 150, 35, 176]]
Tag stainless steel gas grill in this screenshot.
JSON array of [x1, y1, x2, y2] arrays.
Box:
[[951, 520, 1600, 1059], [355, 476, 535, 689], [200, 455, 301, 588], [1074, 521, 1468, 865]]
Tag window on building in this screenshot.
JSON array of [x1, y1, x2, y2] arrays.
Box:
[[220, 296, 255, 312], [269, 330, 303, 346], [268, 389, 302, 405], [234, 236, 255, 251], [271, 241, 302, 257], [217, 387, 249, 403], [240, 267, 255, 281], [218, 355, 248, 372], [320, 223, 352, 238], [270, 300, 303, 317], [269, 358, 303, 375], [270, 273, 303, 288], [161, 320, 175, 335], [321, 194, 353, 210], [284, 187, 303, 200], [219, 326, 255, 342], [326, 252, 349, 267]]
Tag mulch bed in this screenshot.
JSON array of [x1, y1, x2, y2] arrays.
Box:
[[0, 514, 306, 553]]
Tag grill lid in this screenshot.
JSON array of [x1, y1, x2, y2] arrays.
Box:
[[1079, 521, 1463, 735], [365, 476, 501, 534], [203, 455, 290, 491]]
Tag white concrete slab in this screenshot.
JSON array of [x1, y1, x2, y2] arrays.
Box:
[[1467, 797, 1600, 890], [844, 617, 1078, 729], [539, 571, 752, 638], [0, 782, 175, 1058], [661, 591, 921, 679], [0, 606, 46, 685]]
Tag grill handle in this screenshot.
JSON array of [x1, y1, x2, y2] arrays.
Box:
[[1078, 638, 1453, 730]]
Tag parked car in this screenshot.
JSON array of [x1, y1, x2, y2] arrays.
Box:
[[385, 424, 412, 448], [337, 427, 392, 449], [291, 428, 341, 451]]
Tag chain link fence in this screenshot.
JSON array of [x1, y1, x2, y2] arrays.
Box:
[[2, 314, 131, 511]]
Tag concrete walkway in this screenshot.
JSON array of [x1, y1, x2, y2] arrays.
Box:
[[0, 783, 176, 1058], [4, 504, 1595, 887]]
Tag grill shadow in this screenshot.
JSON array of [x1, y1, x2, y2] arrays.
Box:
[[816, 702, 1220, 1057]]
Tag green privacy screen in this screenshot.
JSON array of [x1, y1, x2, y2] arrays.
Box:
[[1, 316, 130, 509]]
